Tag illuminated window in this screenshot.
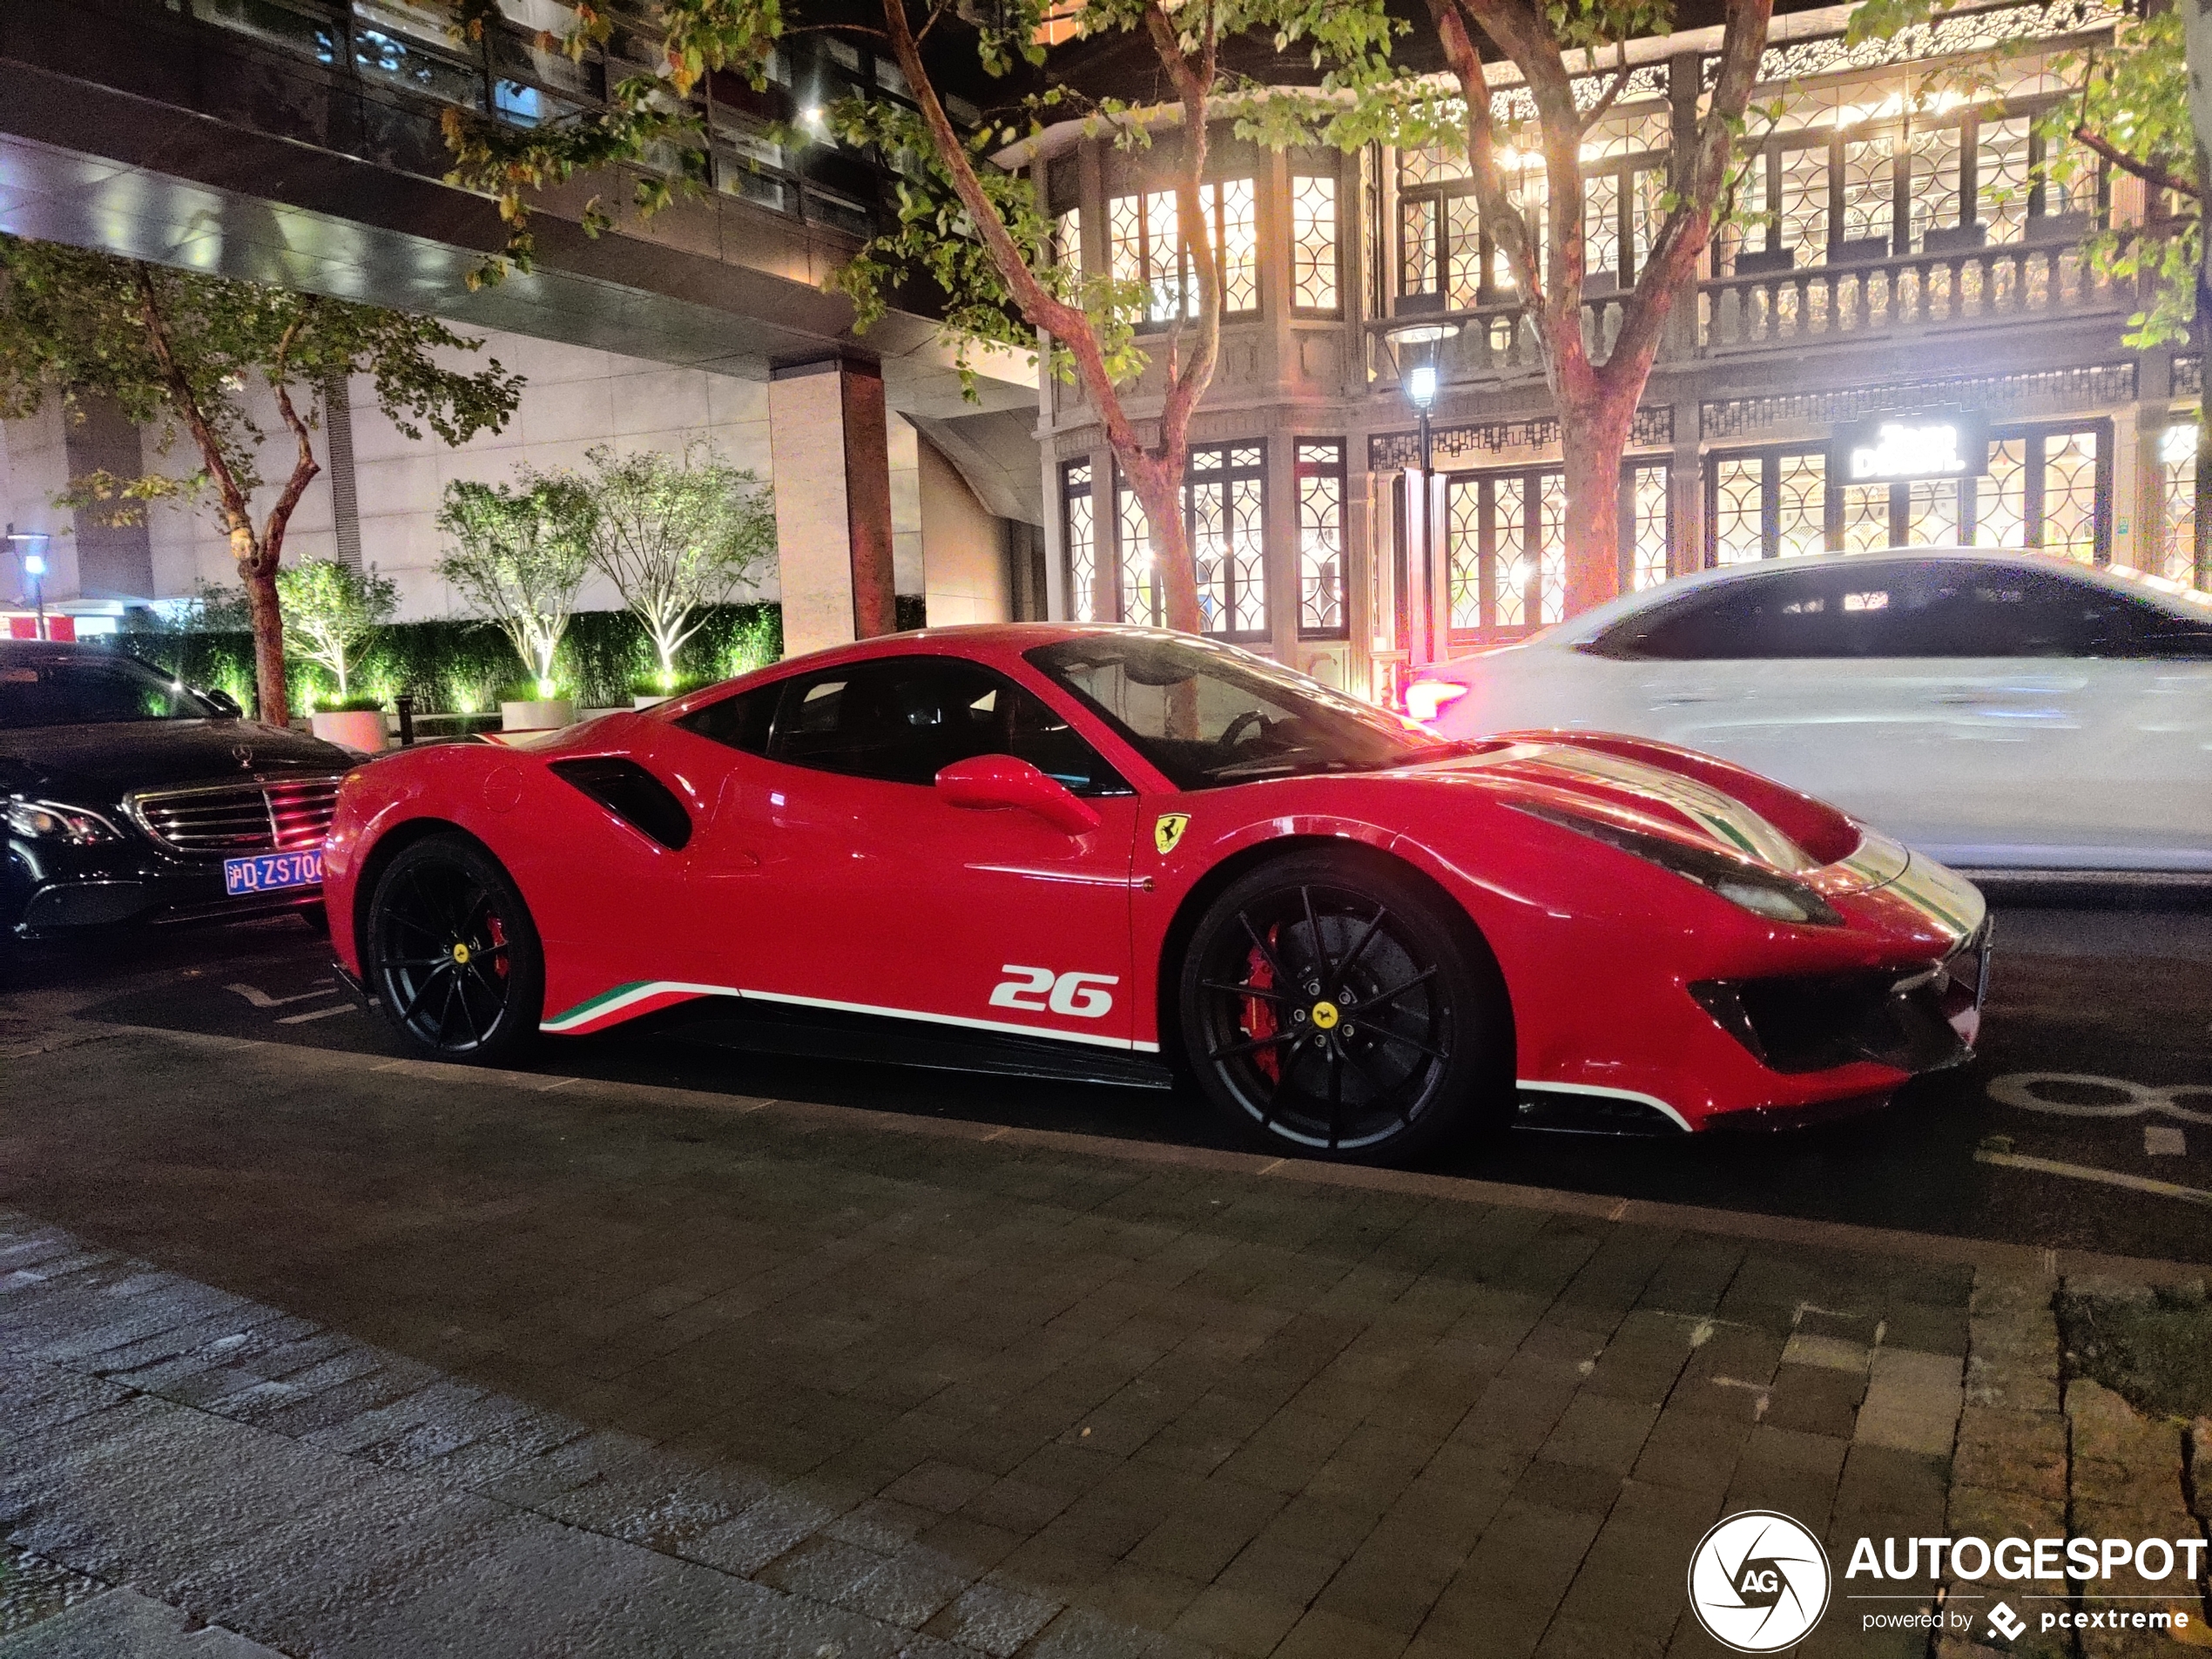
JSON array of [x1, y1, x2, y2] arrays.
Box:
[[1584, 172, 1622, 284], [1979, 115, 2033, 242], [1840, 138, 1892, 249], [1062, 461, 1097, 623], [1777, 143, 1830, 260], [1840, 483, 1891, 551], [1977, 439, 2030, 547], [1712, 458, 1765, 565], [1910, 126, 1963, 250], [2159, 422, 2202, 587], [1054, 206, 1081, 273], [1291, 174, 1339, 314], [1629, 464, 1671, 590], [1447, 479, 1484, 631], [1777, 455, 1826, 557], [1106, 179, 1259, 324], [1296, 442, 1347, 637], [1396, 145, 1561, 305], [2040, 429, 2100, 562]]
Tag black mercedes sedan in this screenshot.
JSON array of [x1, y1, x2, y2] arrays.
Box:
[[2, 640, 357, 956]]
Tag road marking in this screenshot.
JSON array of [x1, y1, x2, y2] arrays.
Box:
[[1974, 1150, 2212, 1208], [226, 981, 337, 1010], [2146, 1125, 2188, 1157], [275, 1004, 357, 1026], [1988, 1072, 2212, 1124]]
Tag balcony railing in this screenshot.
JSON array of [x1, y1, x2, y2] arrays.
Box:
[[1368, 235, 2128, 386]]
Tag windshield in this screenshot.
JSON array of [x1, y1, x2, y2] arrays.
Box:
[[1027, 633, 1448, 790], [0, 653, 221, 729]]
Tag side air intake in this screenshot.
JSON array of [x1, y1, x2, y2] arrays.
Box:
[[547, 758, 692, 850]]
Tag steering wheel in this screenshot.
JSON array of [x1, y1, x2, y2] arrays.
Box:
[[1220, 708, 1272, 750]]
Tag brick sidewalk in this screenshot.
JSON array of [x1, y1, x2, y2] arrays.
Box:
[[0, 1024, 2205, 1657]]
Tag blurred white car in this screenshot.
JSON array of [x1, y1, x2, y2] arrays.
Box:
[[1410, 549, 2212, 876]]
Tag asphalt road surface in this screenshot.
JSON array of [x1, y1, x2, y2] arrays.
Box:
[[13, 894, 2211, 1266]]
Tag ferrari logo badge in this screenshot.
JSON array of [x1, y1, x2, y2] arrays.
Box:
[[1154, 813, 1190, 856]]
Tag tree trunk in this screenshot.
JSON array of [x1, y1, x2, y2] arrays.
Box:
[[1127, 455, 1202, 635], [238, 534, 289, 724], [1560, 394, 1638, 618]]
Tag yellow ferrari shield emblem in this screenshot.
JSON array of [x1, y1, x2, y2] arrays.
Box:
[[1154, 813, 1190, 856]]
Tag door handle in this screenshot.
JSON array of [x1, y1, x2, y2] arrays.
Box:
[[1652, 693, 1719, 706]]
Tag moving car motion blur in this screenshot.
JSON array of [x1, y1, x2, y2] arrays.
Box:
[[1409, 550, 2212, 876], [326, 626, 1989, 1163]]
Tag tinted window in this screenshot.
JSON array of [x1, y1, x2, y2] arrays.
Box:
[[745, 656, 1128, 793], [1028, 634, 1446, 790], [1603, 561, 2192, 660], [0, 652, 220, 728], [677, 681, 779, 754]]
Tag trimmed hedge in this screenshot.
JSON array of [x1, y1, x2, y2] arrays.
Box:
[[122, 602, 788, 715]]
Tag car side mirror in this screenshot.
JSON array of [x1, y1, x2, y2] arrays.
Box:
[[199, 686, 242, 718], [935, 755, 1102, 837]]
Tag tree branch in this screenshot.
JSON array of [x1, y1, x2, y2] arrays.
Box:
[[261, 303, 324, 568], [2072, 124, 2199, 200], [132, 263, 255, 549]]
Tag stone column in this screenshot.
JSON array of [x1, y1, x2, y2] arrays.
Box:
[[768, 355, 897, 657]]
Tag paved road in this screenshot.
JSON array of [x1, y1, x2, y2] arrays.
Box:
[[14, 896, 2212, 1265]]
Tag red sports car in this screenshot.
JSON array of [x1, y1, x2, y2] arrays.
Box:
[[324, 625, 1988, 1162]]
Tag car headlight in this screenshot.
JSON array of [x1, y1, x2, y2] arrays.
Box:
[[4, 798, 126, 846], [1508, 799, 1844, 927]]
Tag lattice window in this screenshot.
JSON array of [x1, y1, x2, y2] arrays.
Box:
[[1910, 125, 1963, 249], [1495, 479, 1532, 629], [1446, 195, 1483, 308], [1447, 479, 1484, 631], [1107, 180, 1260, 324], [1401, 195, 1438, 295], [1399, 146, 1468, 187], [2040, 428, 2099, 561], [1291, 174, 1339, 314], [1536, 474, 1568, 624], [1116, 475, 1158, 624], [1296, 442, 1346, 636], [1713, 458, 1764, 565], [1905, 476, 1959, 545], [1840, 138, 1892, 246], [1777, 143, 1830, 260], [1062, 461, 1097, 623], [2037, 127, 2099, 217], [1630, 465, 1670, 590], [1777, 454, 1826, 556], [1976, 439, 2030, 546], [1979, 115, 2033, 243], [1841, 483, 1890, 551], [1055, 207, 1082, 273], [2160, 423, 2201, 585], [1585, 172, 1622, 283], [1504, 168, 1548, 289], [1629, 168, 1667, 282]]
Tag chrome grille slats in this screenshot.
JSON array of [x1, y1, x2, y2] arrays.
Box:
[[127, 775, 344, 858]]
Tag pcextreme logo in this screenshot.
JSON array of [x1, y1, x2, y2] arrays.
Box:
[[1687, 1511, 1831, 1652]]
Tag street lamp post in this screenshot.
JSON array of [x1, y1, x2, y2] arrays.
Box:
[[1382, 325, 1458, 671], [5, 526, 51, 641]]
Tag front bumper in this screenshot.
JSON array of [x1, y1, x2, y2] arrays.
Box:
[[6, 839, 321, 938]]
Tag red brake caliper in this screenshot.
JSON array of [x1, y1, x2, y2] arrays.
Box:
[[489, 914, 510, 980], [1244, 941, 1279, 1082]]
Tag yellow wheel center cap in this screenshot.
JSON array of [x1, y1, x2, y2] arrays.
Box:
[[451, 942, 472, 966], [1309, 1000, 1340, 1031]]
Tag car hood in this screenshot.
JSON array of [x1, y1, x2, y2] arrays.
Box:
[[0, 719, 355, 807], [1406, 732, 1873, 880]]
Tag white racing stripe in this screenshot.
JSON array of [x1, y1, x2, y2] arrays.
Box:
[[543, 980, 1158, 1052]]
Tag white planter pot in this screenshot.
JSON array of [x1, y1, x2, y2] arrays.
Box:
[[501, 698, 574, 732], [632, 693, 671, 710], [309, 709, 388, 753]]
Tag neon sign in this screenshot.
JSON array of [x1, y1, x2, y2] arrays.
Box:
[[1831, 413, 1989, 482]]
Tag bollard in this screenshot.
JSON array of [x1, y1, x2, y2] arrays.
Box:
[[395, 693, 415, 747]]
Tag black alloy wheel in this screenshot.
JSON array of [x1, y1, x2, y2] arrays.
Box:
[[1178, 851, 1512, 1162], [367, 834, 543, 1064]]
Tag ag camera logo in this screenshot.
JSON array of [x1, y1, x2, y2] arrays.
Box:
[[1687, 1510, 1831, 1651]]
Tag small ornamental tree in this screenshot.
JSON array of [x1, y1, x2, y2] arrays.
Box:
[[579, 442, 776, 688], [277, 559, 400, 703], [0, 234, 523, 720], [435, 472, 597, 698]]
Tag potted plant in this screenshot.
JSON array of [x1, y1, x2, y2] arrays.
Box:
[[435, 469, 593, 732], [577, 442, 775, 708], [278, 559, 399, 752]]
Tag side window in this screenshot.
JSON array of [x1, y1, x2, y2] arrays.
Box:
[[764, 657, 1128, 792], [676, 681, 779, 754], [1620, 569, 1871, 660], [1934, 565, 2168, 658]]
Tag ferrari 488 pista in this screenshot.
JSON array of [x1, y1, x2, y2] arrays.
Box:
[[324, 626, 1989, 1162]]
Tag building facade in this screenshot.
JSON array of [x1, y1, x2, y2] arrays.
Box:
[[1030, 0, 2206, 700]]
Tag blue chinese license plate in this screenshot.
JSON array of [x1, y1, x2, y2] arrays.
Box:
[[223, 849, 323, 895]]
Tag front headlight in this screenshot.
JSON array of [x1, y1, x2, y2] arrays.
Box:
[[1509, 799, 1844, 927], [3, 798, 126, 846]]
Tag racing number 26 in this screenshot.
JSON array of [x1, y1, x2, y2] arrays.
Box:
[[991, 966, 1118, 1019]]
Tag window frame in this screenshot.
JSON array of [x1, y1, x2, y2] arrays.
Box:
[[1294, 440, 1350, 640], [1288, 165, 1344, 318], [1106, 175, 1263, 332]]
